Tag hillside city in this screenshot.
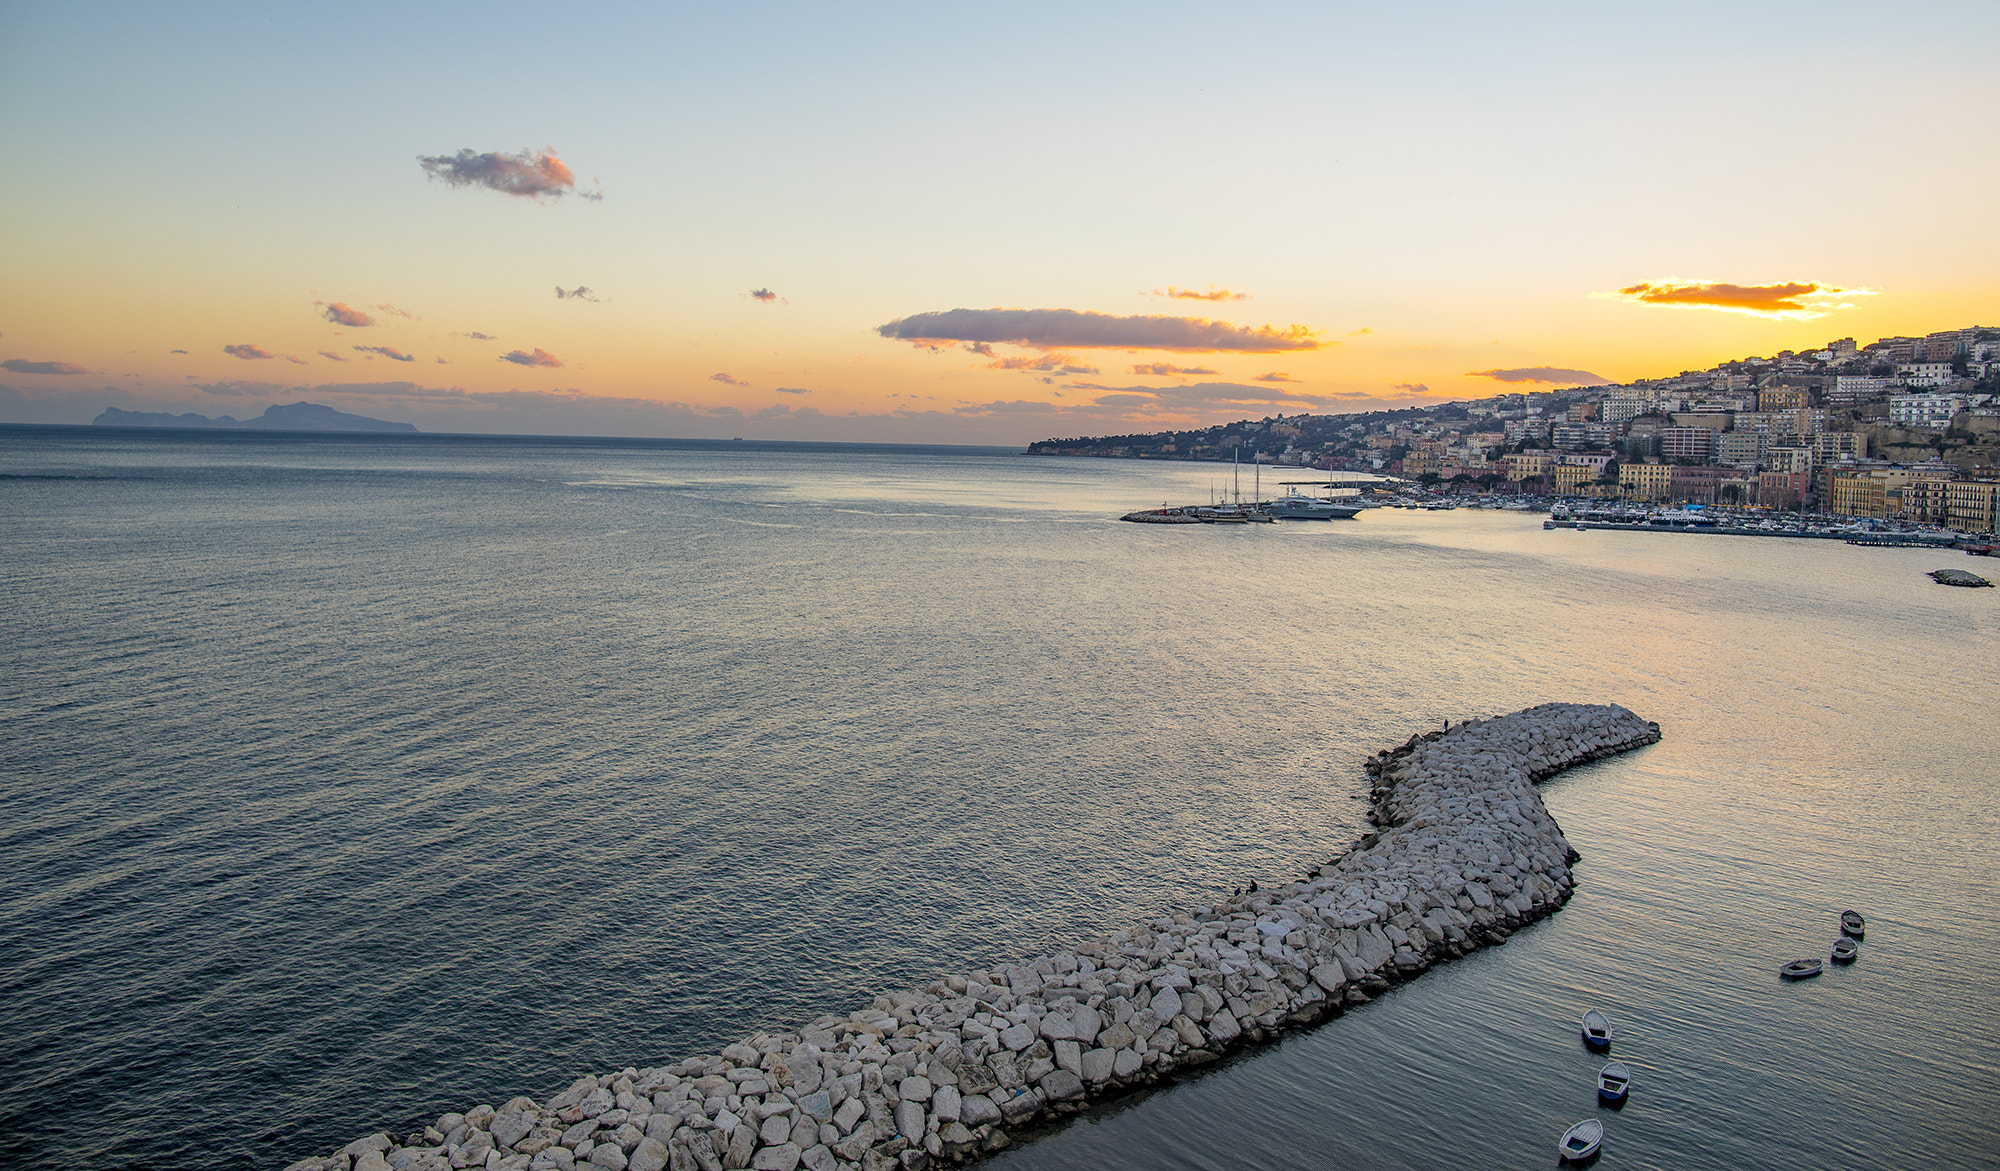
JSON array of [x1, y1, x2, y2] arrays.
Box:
[[1027, 325, 2000, 535]]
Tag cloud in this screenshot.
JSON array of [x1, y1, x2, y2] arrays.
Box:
[[1610, 279, 1872, 319], [224, 344, 273, 360], [435, 357, 450, 365], [1391, 381, 1430, 394], [877, 308, 1321, 353], [985, 353, 1100, 375], [1466, 367, 1609, 385], [710, 372, 748, 386], [318, 350, 350, 362], [749, 288, 781, 303], [418, 147, 598, 201], [284, 355, 309, 365], [499, 348, 563, 367], [373, 304, 418, 319], [1349, 327, 1373, 336], [455, 331, 497, 341], [170, 349, 188, 354], [773, 386, 811, 394], [319, 301, 374, 327], [354, 345, 416, 363], [1253, 371, 1300, 383], [555, 285, 599, 302], [196, 380, 283, 396], [2, 358, 89, 375], [1153, 285, 1250, 302], [962, 342, 996, 357], [1129, 363, 1218, 377]]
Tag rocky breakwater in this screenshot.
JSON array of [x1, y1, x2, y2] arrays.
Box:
[[284, 702, 1659, 1171]]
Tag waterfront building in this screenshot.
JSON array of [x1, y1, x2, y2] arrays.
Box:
[[1618, 462, 1672, 502], [1827, 467, 1912, 520], [1901, 468, 1958, 523], [1757, 470, 1809, 510], [1551, 463, 1595, 495], [1505, 453, 1551, 481], [1767, 446, 1813, 474], [1669, 465, 1734, 505], [1945, 479, 1998, 534]]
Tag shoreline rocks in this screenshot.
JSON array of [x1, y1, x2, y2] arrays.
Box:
[[283, 702, 1660, 1171]]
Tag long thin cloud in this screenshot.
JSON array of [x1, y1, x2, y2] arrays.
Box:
[[1130, 363, 1218, 376], [878, 308, 1321, 353], [1467, 367, 1608, 385], [418, 147, 601, 201], [354, 345, 416, 363], [499, 348, 563, 367], [1610, 279, 1872, 319], [2, 358, 88, 375], [710, 372, 748, 386], [1253, 372, 1300, 383], [224, 344, 273, 360], [1153, 285, 1250, 301], [555, 286, 599, 302], [318, 350, 350, 362], [986, 353, 1100, 375]]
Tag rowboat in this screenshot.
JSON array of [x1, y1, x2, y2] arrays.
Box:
[[1580, 1008, 1611, 1048], [1558, 1119, 1604, 1161], [1840, 910, 1865, 938], [1781, 958, 1823, 979], [1597, 1060, 1632, 1102]]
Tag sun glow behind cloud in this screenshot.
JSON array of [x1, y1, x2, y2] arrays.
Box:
[[1605, 279, 1876, 320]]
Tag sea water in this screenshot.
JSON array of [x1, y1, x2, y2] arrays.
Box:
[[1, 427, 1994, 1169]]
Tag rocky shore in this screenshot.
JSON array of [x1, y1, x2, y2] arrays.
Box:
[[285, 702, 1660, 1171]]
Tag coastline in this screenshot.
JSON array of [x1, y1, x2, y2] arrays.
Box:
[[286, 703, 1661, 1171]]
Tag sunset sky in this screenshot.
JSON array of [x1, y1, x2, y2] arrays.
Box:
[[2, 0, 1995, 444]]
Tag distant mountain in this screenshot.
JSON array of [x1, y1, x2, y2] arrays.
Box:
[[93, 401, 418, 433]]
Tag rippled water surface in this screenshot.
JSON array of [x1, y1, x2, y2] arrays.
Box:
[[1, 427, 1995, 1169]]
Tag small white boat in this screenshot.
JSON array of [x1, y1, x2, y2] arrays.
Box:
[[1781, 958, 1823, 979], [1597, 1060, 1631, 1102], [1840, 910, 1865, 938], [1831, 937, 1858, 963], [1558, 1118, 1604, 1162], [1580, 1008, 1611, 1048]]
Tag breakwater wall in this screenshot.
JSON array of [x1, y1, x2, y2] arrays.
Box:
[[286, 702, 1660, 1171]]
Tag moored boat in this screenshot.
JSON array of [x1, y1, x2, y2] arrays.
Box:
[[1597, 1060, 1631, 1102], [1781, 958, 1823, 979], [1581, 1008, 1611, 1048], [1840, 910, 1865, 938], [1831, 937, 1858, 963], [1559, 1119, 1604, 1162]]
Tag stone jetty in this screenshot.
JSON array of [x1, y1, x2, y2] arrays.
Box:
[[285, 702, 1660, 1171]]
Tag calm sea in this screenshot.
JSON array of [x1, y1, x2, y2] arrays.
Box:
[[1, 426, 1994, 1170]]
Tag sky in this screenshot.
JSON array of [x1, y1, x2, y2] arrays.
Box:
[[2, 0, 1996, 444]]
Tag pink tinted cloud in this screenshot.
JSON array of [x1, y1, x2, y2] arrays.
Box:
[[223, 344, 273, 360], [319, 302, 374, 327], [2, 358, 89, 374], [354, 345, 416, 363], [500, 348, 564, 367], [710, 372, 748, 386], [419, 147, 600, 201], [879, 308, 1320, 353]]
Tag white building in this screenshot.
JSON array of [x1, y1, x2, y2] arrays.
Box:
[[1888, 394, 1964, 429], [1829, 375, 1895, 406], [1898, 362, 1954, 389]]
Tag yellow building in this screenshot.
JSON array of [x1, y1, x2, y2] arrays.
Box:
[[1759, 387, 1812, 411], [1550, 463, 1594, 495], [1505, 453, 1551, 481], [1618, 462, 1673, 502], [1901, 471, 1957, 523], [1946, 479, 1998, 533], [1827, 468, 1911, 520]]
